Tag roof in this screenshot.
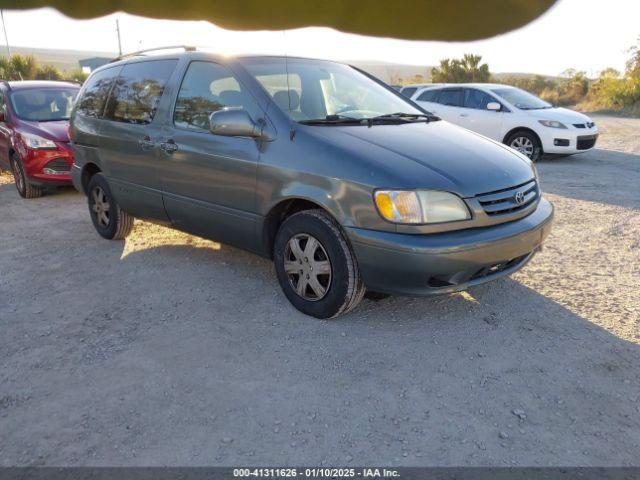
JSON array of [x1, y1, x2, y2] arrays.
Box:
[[416, 83, 514, 89], [3, 80, 80, 91]]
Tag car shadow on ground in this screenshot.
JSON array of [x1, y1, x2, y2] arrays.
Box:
[[536, 149, 640, 209], [3, 234, 639, 466]]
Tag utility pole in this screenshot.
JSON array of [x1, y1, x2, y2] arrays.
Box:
[[1, 9, 12, 57], [1, 9, 21, 80], [115, 18, 122, 56]]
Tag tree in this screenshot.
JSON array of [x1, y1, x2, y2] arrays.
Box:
[[0, 54, 38, 80], [36, 64, 64, 81], [431, 54, 491, 83], [65, 69, 89, 84]]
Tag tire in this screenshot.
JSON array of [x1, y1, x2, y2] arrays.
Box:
[[10, 154, 43, 199], [505, 130, 542, 162], [274, 209, 365, 319], [87, 173, 134, 240]]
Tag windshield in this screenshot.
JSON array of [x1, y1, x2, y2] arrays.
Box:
[[242, 58, 423, 122], [491, 87, 551, 110], [10, 88, 78, 121]]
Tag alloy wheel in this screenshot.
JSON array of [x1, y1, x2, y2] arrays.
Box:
[[91, 186, 111, 228], [11, 159, 24, 193], [510, 136, 535, 158], [284, 233, 332, 301]]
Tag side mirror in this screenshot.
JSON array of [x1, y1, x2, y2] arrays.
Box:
[[486, 102, 501, 111], [209, 108, 261, 138]]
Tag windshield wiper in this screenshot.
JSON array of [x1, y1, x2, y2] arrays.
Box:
[[364, 112, 437, 125], [298, 115, 361, 125]]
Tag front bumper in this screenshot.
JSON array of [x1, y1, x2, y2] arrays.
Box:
[[21, 142, 74, 186], [346, 198, 554, 296], [539, 126, 599, 154]]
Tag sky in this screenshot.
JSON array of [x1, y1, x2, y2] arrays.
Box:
[[1, 0, 639, 76]]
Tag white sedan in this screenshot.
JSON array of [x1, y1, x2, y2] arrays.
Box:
[[409, 83, 598, 161]]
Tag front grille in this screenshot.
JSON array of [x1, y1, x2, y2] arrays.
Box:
[[476, 179, 538, 216], [44, 158, 71, 173], [573, 123, 585, 128], [573, 122, 595, 129], [577, 135, 597, 150]]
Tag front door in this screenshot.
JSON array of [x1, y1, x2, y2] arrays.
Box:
[[459, 88, 504, 141], [159, 60, 264, 252], [97, 58, 178, 222], [0, 91, 10, 169]]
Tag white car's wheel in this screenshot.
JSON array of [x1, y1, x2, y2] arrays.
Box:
[[506, 131, 542, 162]]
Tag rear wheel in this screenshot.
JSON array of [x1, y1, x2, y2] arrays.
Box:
[[505, 131, 542, 162], [274, 209, 365, 319], [10, 154, 43, 199], [87, 173, 134, 240]]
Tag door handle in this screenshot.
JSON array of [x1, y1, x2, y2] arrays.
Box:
[[460, 113, 469, 117], [160, 139, 178, 154], [138, 136, 155, 150]]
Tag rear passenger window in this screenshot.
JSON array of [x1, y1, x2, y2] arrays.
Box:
[[104, 59, 177, 124], [76, 66, 120, 118], [416, 89, 439, 102], [401, 87, 417, 98], [174, 61, 259, 131], [438, 89, 463, 107], [464, 89, 496, 110]]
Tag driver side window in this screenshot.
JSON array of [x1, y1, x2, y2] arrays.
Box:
[[174, 61, 259, 131]]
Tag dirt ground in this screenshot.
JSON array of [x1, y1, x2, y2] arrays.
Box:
[[0, 115, 639, 466]]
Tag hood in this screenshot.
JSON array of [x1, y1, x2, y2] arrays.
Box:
[[20, 120, 70, 142], [524, 107, 592, 124], [308, 120, 535, 198]]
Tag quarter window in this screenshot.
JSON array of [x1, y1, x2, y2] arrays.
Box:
[[174, 61, 258, 131], [104, 59, 177, 124], [438, 89, 463, 107], [76, 66, 120, 118], [416, 89, 440, 102]]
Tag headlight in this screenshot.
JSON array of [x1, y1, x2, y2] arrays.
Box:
[[21, 132, 57, 149], [374, 190, 470, 224], [538, 120, 567, 129]]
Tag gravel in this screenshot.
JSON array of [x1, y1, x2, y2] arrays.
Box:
[[0, 115, 639, 466]]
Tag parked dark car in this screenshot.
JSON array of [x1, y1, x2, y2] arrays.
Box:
[[0, 80, 79, 198], [70, 48, 553, 318]]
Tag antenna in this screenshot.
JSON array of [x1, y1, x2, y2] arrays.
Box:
[[0, 9, 11, 58], [283, 30, 292, 112], [115, 18, 122, 57]]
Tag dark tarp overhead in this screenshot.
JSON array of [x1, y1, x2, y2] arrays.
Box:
[[1, 0, 557, 41]]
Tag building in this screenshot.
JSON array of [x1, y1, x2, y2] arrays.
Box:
[[78, 57, 112, 73]]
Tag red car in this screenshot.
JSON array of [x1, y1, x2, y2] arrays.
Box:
[[0, 80, 80, 198]]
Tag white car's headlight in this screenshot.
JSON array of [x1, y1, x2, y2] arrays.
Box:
[[374, 190, 470, 224], [21, 132, 57, 149], [538, 120, 567, 129]]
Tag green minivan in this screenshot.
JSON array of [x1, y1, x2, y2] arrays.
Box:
[[71, 48, 553, 318]]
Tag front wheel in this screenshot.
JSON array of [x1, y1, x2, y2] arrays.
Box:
[[505, 131, 542, 162], [274, 210, 365, 319], [10, 154, 43, 199], [87, 173, 134, 240]]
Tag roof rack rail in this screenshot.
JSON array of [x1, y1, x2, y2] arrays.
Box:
[[111, 45, 196, 63], [0, 80, 11, 90]]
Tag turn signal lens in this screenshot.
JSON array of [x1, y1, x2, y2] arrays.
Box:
[[374, 190, 422, 223], [374, 190, 470, 224]]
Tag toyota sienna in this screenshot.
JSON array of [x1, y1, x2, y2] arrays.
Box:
[[70, 48, 553, 318]]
